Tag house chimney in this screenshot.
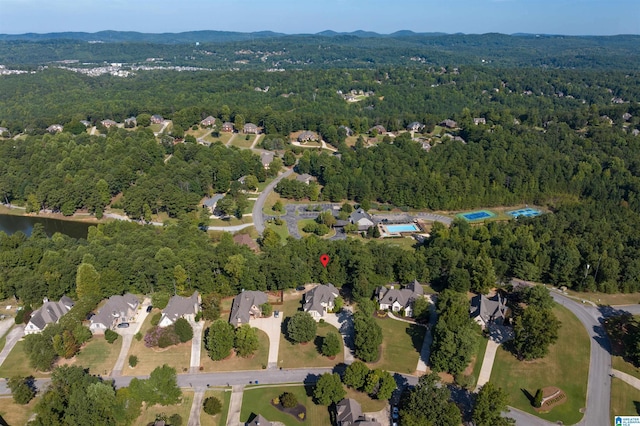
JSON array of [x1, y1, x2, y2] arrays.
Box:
[[390, 285, 394, 290], [43, 297, 49, 304]]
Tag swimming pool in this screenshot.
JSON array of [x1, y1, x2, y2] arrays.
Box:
[[508, 208, 542, 218], [459, 210, 495, 221], [386, 224, 420, 233]]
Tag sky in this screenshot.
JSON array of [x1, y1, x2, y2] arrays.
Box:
[[0, 0, 638, 36]]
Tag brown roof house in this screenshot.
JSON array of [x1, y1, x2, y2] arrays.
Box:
[[229, 290, 268, 326], [303, 284, 339, 319], [368, 125, 386, 134], [298, 130, 319, 142], [47, 124, 63, 133], [233, 234, 259, 252], [375, 280, 424, 317], [201, 116, 216, 127], [25, 296, 75, 335], [150, 114, 164, 124], [101, 119, 117, 128], [246, 414, 272, 426], [158, 292, 200, 328], [222, 122, 235, 132], [336, 398, 381, 426], [470, 293, 507, 329], [243, 123, 259, 134], [439, 119, 458, 129], [90, 293, 139, 334], [260, 152, 274, 169], [474, 117, 486, 125]]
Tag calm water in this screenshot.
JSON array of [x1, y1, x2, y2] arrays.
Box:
[[0, 213, 91, 239]]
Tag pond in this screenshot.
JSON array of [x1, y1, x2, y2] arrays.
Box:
[[0, 213, 91, 239]]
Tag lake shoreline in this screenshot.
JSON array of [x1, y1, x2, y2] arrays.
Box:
[[0, 204, 113, 225]]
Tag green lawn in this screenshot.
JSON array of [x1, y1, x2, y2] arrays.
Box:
[[369, 317, 425, 374], [470, 333, 489, 387], [278, 317, 344, 369], [149, 123, 164, 133], [231, 134, 256, 149], [200, 328, 269, 372], [200, 389, 231, 426], [0, 340, 48, 378], [75, 336, 122, 376], [265, 222, 289, 243], [209, 216, 253, 226], [344, 387, 388, 412], [240, 385, 330, 426], [613, 355, 640, 379], [135, 390, 193, 426], [611, 378, 640, 418], [0, 395, 39, 425], [490, 305, 589, 425]]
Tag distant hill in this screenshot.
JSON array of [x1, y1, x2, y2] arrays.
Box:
[[0, 30, 286, 43]]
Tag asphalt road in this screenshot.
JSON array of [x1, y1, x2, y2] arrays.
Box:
[[252, 167, 294, 233]]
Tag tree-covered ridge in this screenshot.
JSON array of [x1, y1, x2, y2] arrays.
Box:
[[0, 33, 639, 69]]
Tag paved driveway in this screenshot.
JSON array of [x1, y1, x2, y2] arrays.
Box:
[[0, 318, 13, 340], [250, 315, 283, 368], [111, 297, 151, 376], [322, 308, 355, 364], [0, 324, 24, 368], [190, 320, 204, 373]]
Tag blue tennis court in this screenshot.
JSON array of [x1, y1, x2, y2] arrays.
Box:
[[508, 208, 542, 218], [459, 210, 495, 221]]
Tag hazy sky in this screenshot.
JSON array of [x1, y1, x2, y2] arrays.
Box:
[[0, 0, 638, 35]]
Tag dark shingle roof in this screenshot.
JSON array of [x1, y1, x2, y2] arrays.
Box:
[[303, 284, 339, 316], [91, 293, 139, 328], [229, 291, 268, 325], [28, 297, 74, 330], [161, 292, 199, 325]]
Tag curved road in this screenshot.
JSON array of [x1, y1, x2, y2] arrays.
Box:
[[252, 167, 294, 233]]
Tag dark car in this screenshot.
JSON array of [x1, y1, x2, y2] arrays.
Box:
[[274, 311, 280, 318], [392, 406, 399, 420], [146, 305, 152, 313], [296, 286, 305, 291], [117, 322, 130, 328]]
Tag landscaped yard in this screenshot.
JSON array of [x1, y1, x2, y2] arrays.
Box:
[[344, 387, 388, 412], [200, 389, 231, 426], [123, 311, 192, 376], [204, 132, 234, 145], [469, 333, 489, 388], [265, 222, 289, 242], [490, 305, 589, 425], [209, 216, 253, 226], [230, 134, 257, 149], [0, 340, 49, 378], [611, 378, 640, 418], [199, 328, 269, 372], [297, 218, 336, 239], [0, 395, 39, 425], [135, 390, 194, 425], [613, 355, 640, 379], [278, 315, 344, 369], [240, 385, 330, 426], [73, 336, 123, 376], [369, 317, 425, 374]]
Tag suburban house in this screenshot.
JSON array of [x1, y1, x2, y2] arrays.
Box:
[[90, 293, 140, 334], [303, 284, 339, 319], [202, 194, 224, 214], [375, 280, 424, 317], [243, 123, 259, 134], [246, 414, 272, 426], [150, 114, 164, 124], [336, 398, 381, 426], [295, 173, 316, 185], [339, 125, 354, 136], [79, 120, 91, 127], [25, 296, 75, 335], [406, 121, 424, 132], [124, 117, 137, 127], [222, 122, 234, 132], [349, 209, 374, 231], [229, 290, 268, 326], [158, 292, 200, 327], [474, 117, 486, 125], [297, 130, 319, 142], [470, 293, 508, 328], [368, 125, 386, 134], [439, 119, 458, 129], [260, 152, 274, 169], [47, 124, 63, 133], [101, 119, 117, 128], [233, 234, 259, 252], [201, 116, 216, 127]]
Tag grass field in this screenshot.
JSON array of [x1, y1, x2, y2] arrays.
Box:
[[200, 389, 231, 426], [74, 336, 122, 376], [149, 123, 164, 133], [204, 132, 233, 145], [123, 312, 192, 376], [369, 317, 425, 374], [265, 222, 289, 243], [231, 134, 256, 149], [0, 340, 49, 378], [186, 127, 212, 139], [263, 191, 284, 216], [490, 305, 589, 425], [0, 395, 39, 425], [135, 391, 194, 426], [565, 289, 640, 306], [344, 387, 388, 412], [240, 385, 330, 426], [611, 378, 640, 418], [199, 328, 269, 372], [209, 216, 253, 226], [613, 355, 640, 379]]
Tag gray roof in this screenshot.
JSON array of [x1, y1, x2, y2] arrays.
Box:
[[298, 130, 318, 141], [295, 173, 315, 183], [336, 398, 364, 425], [349, 209, 372, 224], [260, 152, 274, 166], [470, 294, 507, 324], [376, 280, 423, 309], [229, 291, 268, 325], [303, 284, 339, 316], [246, 414, 272, 426], [161, 292, 199, 324], [407, 121, 423, 131], [201, 116, 216, 124], [440, 119, 458, 128], [244, 123, 258, 131], [28, 297, 74, 330], [91, 293, 139, 328], [203, 194, 224, 208]]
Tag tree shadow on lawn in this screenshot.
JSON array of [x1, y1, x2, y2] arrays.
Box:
[[634, 401, 640, 416], [405, 324, 426, 352], [521, 388, 535, 405]]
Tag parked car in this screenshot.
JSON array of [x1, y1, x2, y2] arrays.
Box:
[[296, 286, 305, 291], [146, 305, 152, 313], [392, 406, 399, 420], [117, 322, 130, 328], [274, 311, 280, 318]]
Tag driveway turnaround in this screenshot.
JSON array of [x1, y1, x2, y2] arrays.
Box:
[[0, 325, 24, 368], [112, 297, 151, 377], [250, 315, 283, 369], [190, 320, 204, 373], [187, 388, 205, 426]]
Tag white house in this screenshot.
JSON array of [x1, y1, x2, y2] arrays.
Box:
[[25, 296, 75, 335], [158, 292, 200, 327], [90, 293, 139, 334], [375, 280, 424, 317], [303, 284, 339, 319]]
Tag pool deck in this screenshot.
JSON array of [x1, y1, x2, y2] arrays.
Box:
[[378, 222, 423, 238]]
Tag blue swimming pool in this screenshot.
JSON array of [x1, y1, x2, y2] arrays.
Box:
[[386, 224, 420, 233], [508, 208, 542, 218], [459, 210, 495, 221]]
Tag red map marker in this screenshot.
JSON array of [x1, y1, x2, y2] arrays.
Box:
[[320, 254, 330, 268]]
